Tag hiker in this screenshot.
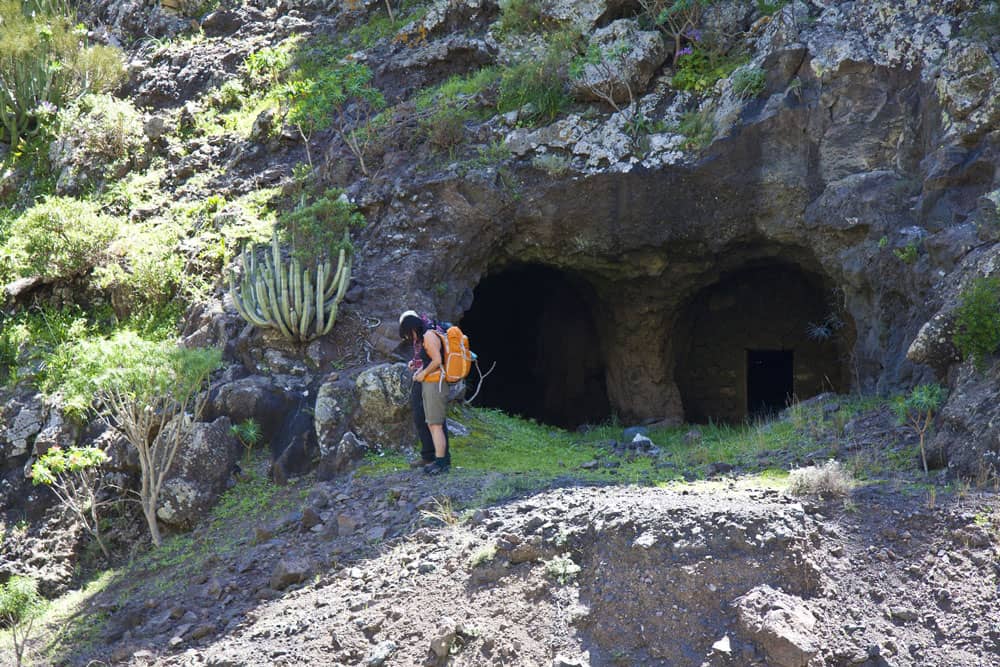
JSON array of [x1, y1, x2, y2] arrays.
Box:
[[399, 311, 451, 475]]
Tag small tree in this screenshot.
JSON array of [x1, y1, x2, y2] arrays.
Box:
[[43, 331, 222, 547], [893, 384, 947, 476], [30, 445, 112, 559], [637, 0, 715, 58], [230, 418, 262, 468], [0, 575, 45, 667]]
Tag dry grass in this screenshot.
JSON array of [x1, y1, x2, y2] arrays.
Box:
[[787, 459, 853, 498]]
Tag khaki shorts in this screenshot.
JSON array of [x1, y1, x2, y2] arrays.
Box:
[[421, 380, 449, 424]]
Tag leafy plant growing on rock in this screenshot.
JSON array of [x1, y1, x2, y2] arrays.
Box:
[[44, 331, 221, 546], [570, 38, 639, 130], [0, 575, 45, 667], [276, 53, 384, 174], [953, 276, 1000, 370], [893, 384, 946, 476], [1, 196, 120, 282], [231, 418, 263, 468], [638, 0, 716, 58], [544, 553, 581, 584], [497, 30, 578, 126], [731, 66, 767, 99], [673, 108, 715, 149], [31, 445, 112, 559], [0, 0, 125, 146]]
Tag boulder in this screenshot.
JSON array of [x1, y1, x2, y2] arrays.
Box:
[[314, 377, 358, 458], [931, 359, 1000, 481], [269, 555, 312, 591], [31, 402, 78, 457], [271, 397, 317, 484], [156, 416, 240, 528], [205, 375, 293, 444], [317, 431, 368, 481], [736, 585, 819, 667], [353, 363, 414, 448], [4, 394, 45, 459], [570, 19, 668, 106], [907, 313, 961, 376]]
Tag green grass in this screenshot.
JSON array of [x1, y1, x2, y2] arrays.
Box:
[[347, 1, 430, 48]]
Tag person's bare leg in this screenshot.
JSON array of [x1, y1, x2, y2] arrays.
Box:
[[428, 423, 447, 459]]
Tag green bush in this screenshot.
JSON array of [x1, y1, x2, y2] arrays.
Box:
[[674, 109, 715, 149], [893, 383, 946, 475], [50, 93, 146, 193], [0, 0, 125, 146], [0, 305, 92, 385], [277, 187, 364, 266], [421, 106, 471, 152], [2, 196, 120, 280], [0, 574, 45, 667], [731, 66, 766, 99], [672, 47, 746, 92], [497, 33, 578, 125], [496, 0, 546, 36], [638, 0, 718, 56], [43, 328, 221, 422], [953, 276, 1000, 370]]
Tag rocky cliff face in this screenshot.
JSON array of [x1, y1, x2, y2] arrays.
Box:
[[5, 0, 997, 477]]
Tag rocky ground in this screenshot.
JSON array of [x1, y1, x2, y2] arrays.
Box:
[[32, 461, 998, 667]]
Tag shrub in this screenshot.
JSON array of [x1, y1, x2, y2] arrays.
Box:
[[672, 47, 746, 92], [731, 66, 766, 99], [953, 276, 1000, 370], [787, 459, 853, 497], [277, 188, 364, 266], [421, 106, 471, 152], [44, 331, 222, 546], [31, 445, 112, 559], [496, 0, 546, 36], [531, 152, 570, 176], [544, 553, 581, 584], [638, 0, 718, 57], [50, 93, 146, 194], [2, 196, 120, 280], [893, 384, 946, 475], [230, 418, 262, 467], [497, 32, 578, 126], [0, 575, 45, 667], [468, 542, 497, 568], [674, 109, 715, 149], [93, 220, 186, 321], [0, 0, 125, 146]]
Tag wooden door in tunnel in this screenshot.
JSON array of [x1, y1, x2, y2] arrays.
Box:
[[460, 265, 611, 429]]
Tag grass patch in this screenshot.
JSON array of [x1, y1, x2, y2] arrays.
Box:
[[31, 569, 116, 663]]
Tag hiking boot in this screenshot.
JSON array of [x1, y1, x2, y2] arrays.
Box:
[[423, 459, 450, 475], [409, 458, 434, 469]]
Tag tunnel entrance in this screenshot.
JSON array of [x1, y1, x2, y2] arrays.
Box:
[[674, 262, 854, 424], [460, 265, 611, 429], [747, 349, 794, 418]]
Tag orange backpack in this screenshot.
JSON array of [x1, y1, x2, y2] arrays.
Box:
[[425, 325, 473, 384]]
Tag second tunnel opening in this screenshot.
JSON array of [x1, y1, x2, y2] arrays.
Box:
[[460, 265, 611, 429]]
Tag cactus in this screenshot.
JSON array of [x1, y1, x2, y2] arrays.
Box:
[[229, 230, 352, 342]]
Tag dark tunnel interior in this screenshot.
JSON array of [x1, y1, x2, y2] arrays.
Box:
[[460, 265, 611, 429], [673, 262, 854, 424]]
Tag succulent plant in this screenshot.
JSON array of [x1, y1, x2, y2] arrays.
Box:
[[229, 230, 352, 342]]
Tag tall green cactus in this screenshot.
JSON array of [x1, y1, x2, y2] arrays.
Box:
[[229, 230, 352, 342]]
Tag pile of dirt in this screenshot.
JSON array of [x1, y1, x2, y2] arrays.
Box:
[[53, 471, 998, 667]]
